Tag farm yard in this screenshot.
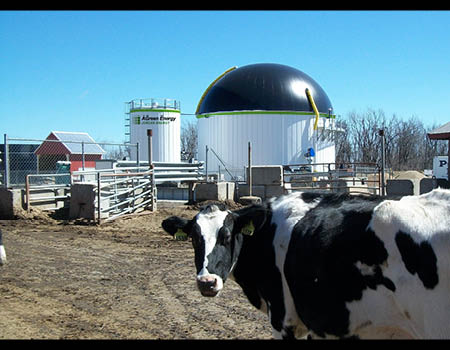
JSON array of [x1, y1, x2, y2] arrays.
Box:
[[0, 201, 272, 339]]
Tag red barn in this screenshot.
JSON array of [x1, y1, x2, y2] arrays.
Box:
[[34, 131, 106, 173]]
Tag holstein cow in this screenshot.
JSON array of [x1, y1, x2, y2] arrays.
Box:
[[0, 229, 6, 266], [162, 189, 450, 339]]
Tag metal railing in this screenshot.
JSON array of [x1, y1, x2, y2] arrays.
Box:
[[71, 161, 203, 222], [89, 161, 205, 183], [153, 161, 204, 183], [283, 162, 382, 195], [95, 169, 155, 223], [25, 173, 71, 212], [126, 98, 180, 111]]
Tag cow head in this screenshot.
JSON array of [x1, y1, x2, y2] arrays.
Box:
[[0, 229, 6, 266], [162, 203, 267, 297]]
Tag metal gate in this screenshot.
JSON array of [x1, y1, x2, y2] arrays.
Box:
[[93, 169, 156, 223], [25, 173, 71, 212], [283, 162, 382, 195]]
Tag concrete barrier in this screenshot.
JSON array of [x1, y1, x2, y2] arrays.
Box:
[[194, 182, 235, 202], [237, 184, 265, 199], [419, 178, 437, 194], [332, 177, 372, 194], [264, 184, 286, 199], [239, 196, 262, 205], [0, 188, 23, 219], [69, 183, 97, 220], [386, 179, 420, 196], [247, 165, 283, 185]]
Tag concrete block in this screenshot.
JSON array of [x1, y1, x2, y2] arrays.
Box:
[[387, 179, 420, 196], [0, 188, 23, 219], [194, 182, 235, 202], [331, 179, 350, 193], [264, 184, 285, 199], [156, 186, 189, 200], [247, 165, 283, 185], [419, 178, 437, 194], [331, 177, 371, 194], [239, 196, 262, 205], [69, 183, 97, 220], [237, 184, 265, 200]]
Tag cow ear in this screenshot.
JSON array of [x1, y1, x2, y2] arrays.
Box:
[[161, 216, 191, 238], [233, 205, 267, 236]]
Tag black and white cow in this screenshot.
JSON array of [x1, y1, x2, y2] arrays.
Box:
[[0, 229, 6, 266], [162, 189, 450, 339]]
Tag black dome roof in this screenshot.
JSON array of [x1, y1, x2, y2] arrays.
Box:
[[197, 63, 333, 115]]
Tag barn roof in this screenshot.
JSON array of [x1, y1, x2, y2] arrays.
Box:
[[35, 131, 106, 155], [428, 121, 450, 140]]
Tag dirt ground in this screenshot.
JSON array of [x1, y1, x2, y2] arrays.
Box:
[[0, 201, 272, 339]]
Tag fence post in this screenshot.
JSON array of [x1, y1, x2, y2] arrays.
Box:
[[136, 142, 140, 169], [147, 129, 153, 169], [379, 129, 386, 196], [3, 134, 9, 188], [81, 141, 85, 171], [147, 129, 156, 211], [248, 141, 252, 197], [151, 169, 156, 211], [97, 172, 101, 224], [205, 145, 209, 182], [25, 174, 30, 212]]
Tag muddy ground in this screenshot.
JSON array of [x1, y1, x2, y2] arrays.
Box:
[[0, 201, 272, 339]]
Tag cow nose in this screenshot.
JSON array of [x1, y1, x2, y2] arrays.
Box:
[[197, 275, 219, 297]]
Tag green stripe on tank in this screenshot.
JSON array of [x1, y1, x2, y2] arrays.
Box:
[[196, 110, 335, 119]]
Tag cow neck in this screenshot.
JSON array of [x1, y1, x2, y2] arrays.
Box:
[[231, 210, 280, 311]]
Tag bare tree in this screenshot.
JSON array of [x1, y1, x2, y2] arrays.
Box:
[[335, 119, 352, 163], [181, 120, 198, 161], [98, 142, 134, 161], [336, 108, 445, 171], [392, 117, 422, 170], [344, 108, 389, 164]]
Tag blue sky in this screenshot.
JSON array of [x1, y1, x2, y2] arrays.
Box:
[[1, 10, 449, 143]]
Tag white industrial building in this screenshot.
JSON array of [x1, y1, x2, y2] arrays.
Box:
[[125, 98, 181, 163], [195, 63, 339, 179]]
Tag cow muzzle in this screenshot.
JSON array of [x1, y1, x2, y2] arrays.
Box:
[[196, 274, 223, 297]]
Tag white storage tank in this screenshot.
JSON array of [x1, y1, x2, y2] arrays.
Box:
[[196, 63, 337, 178], [126, 98, 181, 162]]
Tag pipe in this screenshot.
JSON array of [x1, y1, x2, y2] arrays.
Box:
[[305, 88, 320, 131], [195, 66, 237, 115]]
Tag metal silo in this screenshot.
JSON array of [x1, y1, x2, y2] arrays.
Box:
[[125, 98, 181, 163], [196, 63, 337, 179]]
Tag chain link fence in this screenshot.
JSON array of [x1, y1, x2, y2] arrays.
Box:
[[1, 134, 139, 188]]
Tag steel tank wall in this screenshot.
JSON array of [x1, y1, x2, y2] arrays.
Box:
[[197, 112, 335, 177], [195, 64, 338, 179], [129, 109, 180, 162]]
